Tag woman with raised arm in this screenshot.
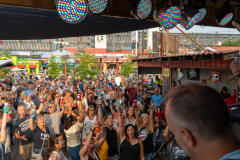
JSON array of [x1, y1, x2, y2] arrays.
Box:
[[64, 101, 85, 160], [79, 122, 107, 160], [44, 134, 67, 160], [29, 103, 50, 157], [135, 102, 155, 160], [118, 106, 145, 160]]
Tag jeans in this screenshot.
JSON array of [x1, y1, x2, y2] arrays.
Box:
[[144, 152, 156, 160], [67, 145, 81, 160], [33, 148, 46, 157]]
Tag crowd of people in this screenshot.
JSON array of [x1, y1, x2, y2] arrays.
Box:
[[0, 68, 238, 160]]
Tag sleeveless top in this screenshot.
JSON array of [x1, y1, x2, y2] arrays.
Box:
[[88, 154, 94, 160], [119, 139, 140, 160], [125, 118, 136, 126], [82, 116, 97, 136], [106, 127, 118, 157], [138, 127, 154, 154], [170, 139, 190, 160]]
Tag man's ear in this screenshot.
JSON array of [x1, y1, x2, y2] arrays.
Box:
[[179, 128, 196, 147]]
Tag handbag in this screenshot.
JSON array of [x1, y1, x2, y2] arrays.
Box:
[[31, 128, 46, 160]]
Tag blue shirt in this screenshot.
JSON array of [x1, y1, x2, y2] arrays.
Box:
[[78, 83, 84, 94], [151, 94, 163, 108], [24, 89, 35, 97], [219, 149, 240, 160], [108, 83, 113, 87]]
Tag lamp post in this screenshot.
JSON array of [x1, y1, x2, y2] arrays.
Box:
[[62, 55, 69, 82]]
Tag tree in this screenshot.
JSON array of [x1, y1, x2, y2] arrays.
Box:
[[121, 54, 133, 77], [222, 39, 240, 46], [74, 52, 100, 80], [47, 55, 60, 78], [1, 69, 10, 78], [0, 49, 11, 60], [58, 56, 75, 76]]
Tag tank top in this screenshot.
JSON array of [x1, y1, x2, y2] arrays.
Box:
[[170, 139, 190, 160], [138, 127, 154, 154], [125, 118, 136, 126], [119, 139, 140, 160], [106, 127, 118, 157], [82, 116, 97, 136], [88, 154, 94, 160]]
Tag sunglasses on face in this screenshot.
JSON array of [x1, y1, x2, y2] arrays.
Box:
[[73, 90, 78, 92], [48, 106, 53, 109]]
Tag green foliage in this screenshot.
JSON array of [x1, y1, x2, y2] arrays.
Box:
[[121, 54, 133, 77], [47, 55, 60, 78], [74, 52, 100, 80], [58, 56, 75, 76], [0, 49, 11, 57], [1, 69, 10, 78], [222, 39, 240, 46]]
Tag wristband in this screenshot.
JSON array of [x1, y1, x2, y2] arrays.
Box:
[[90, 128, 94, 132], [4, 106, 9, 113]]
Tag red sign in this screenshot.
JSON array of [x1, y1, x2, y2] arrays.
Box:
[[17, 65, 25, 68], [28, 65, 37, 68]]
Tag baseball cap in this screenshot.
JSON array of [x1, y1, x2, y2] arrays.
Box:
[[14, 82, 18, 84], [59, 83, 63, 87], [68, 76, 71, 79]]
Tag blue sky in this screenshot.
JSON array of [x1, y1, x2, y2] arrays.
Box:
[[169, 24, 240, 34]]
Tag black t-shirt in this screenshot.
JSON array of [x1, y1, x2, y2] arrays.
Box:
[[16, 87, 25, 98], [106, 127, 118, 157], [32, 126, 50, 149], [138, 127, 153, 154], [87, 78, 92, 81], [13, 114, 33, 145]]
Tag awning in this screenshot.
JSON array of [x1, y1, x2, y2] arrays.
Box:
[[17, 65, 25, 68], [28, 65, 37, 68], [42, 64, 47, 67]]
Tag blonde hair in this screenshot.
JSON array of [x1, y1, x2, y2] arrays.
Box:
[[140, 114, 151, 134], [87, 105, 95, 116]]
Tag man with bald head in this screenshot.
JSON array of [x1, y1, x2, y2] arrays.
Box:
[[164, 83, 240, 160], [13, 100, 43, 160]]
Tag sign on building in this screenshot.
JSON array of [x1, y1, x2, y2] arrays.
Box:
[[131, 31, 138, 43], [19, 52, 30, 56]]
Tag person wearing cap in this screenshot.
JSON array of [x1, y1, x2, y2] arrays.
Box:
[[6, 79, 12, 87], [12, 82, 18, 92], [59, 83, 67, 96], [220, 87, 231, 100]]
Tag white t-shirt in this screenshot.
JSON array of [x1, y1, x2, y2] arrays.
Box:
[[115, 77, 121, 86], [59, 87, 67, 95]]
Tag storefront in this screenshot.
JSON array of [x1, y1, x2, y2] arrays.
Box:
[[16, 58, 42, 75], [132, 49, 239, 97]]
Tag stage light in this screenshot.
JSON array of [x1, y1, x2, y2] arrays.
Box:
[[215, 11, 233, 26], [88, 0, 108, 14], [137, 0, 152, 19], [57, 0, 88, 24], [154, 6, 180, 29], [131, 0, 152, 20], [180, 5, 200, 30], [197, 8, 207, 23]]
